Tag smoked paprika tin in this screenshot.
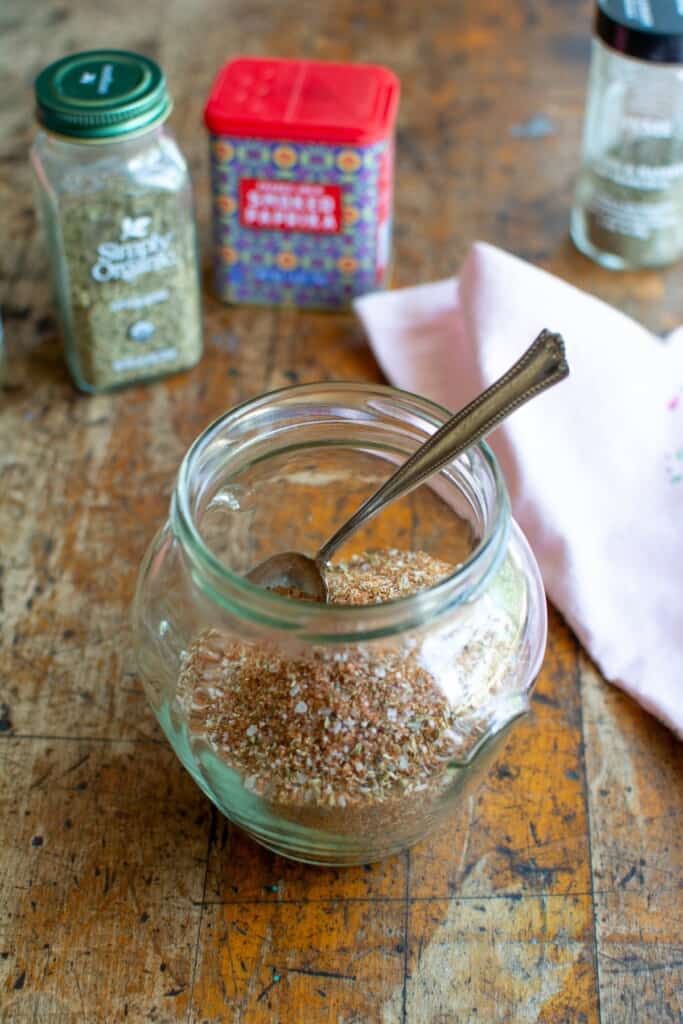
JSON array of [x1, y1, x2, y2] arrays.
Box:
[[204, 57, 400, 309]]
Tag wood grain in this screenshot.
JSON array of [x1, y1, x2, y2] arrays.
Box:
[[1, 0, 681, 1021], [0, 739, 210, 1022], [581, 660, 683, 1024]]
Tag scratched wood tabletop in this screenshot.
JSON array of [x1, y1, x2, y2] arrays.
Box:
[[1, 1, 682, 1022]]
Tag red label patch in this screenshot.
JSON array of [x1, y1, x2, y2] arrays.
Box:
[[239, 180, 342, 233]]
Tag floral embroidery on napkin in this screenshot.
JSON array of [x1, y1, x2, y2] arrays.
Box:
[[665, 389, 683, 485]]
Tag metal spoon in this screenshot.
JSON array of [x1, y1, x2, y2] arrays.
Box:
[[248, 328, 569, 601]]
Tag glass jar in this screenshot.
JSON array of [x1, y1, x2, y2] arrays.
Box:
[[30, 50, 202, 393], [571, 2, 683, 269], [132, 384, 547, 865]]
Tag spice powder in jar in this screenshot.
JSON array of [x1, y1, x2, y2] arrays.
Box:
[[30, 50, 203, 393], [177, 549, 521, 839], [204, 57, 400, 309]]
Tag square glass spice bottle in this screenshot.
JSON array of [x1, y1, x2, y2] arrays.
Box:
[[204, 57, 400, 309], [571, 0, 683, 269], [30, 50, 203, 393]]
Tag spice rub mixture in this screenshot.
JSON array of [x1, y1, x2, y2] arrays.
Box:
[[177, 548, 517, 814]]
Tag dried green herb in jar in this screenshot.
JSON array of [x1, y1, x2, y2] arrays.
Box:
[[575, 137, 683, 268], [59, 188, 201, 390], [30, 50, 202, 392]]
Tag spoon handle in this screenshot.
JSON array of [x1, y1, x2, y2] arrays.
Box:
[[317, 328, 568, 566]]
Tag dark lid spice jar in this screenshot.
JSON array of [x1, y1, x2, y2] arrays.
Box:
[[571, 0, 683, 269], [204, 57, 400, 309], [30, 50, 202, 393]]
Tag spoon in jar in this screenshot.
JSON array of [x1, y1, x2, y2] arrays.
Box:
[[247, 328, 569, 602]]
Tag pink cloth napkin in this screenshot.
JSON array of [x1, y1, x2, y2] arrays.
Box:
[[354, 242, 683, 739]]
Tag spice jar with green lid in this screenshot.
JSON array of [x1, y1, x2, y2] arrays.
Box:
[[30, 50, 202, 392], [571, 0, 683, 269]]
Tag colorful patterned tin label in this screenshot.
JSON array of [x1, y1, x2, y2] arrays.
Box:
[[209, 135, 393, 309]]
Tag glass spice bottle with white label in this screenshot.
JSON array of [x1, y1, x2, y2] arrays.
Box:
[[571, 0, 683, 269], [30, 50, 202, 393]]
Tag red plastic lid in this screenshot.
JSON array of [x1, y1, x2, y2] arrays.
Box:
[[204, 57, 400, 145]]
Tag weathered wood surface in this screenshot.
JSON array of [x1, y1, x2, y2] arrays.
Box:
[[1, 1, 681, 1022]]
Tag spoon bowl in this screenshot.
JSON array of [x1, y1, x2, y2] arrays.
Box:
[[247, 551, 328, 602]]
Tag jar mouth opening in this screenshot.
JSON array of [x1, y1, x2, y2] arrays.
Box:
[[173, 382, 511, 638]]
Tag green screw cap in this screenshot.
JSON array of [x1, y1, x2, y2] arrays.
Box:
[[35, 50, 172, 141]]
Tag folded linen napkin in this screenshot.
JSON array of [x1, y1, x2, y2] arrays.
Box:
[[354, 242, 683, 738]]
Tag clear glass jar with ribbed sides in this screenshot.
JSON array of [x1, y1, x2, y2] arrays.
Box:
[[30, 50, 202, 392], [132, 384, 547, 865]]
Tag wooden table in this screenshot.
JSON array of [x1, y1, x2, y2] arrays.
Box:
[[1, 1, 681, 1021]]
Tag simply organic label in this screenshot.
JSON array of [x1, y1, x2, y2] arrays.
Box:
[[90, 216, 178, 282], [239, 180, 342, 233]]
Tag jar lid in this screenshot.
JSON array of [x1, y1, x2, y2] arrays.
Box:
[[34, 50, 172, 140], [596, 0, 683, 63], [204, 57, 400, 145]]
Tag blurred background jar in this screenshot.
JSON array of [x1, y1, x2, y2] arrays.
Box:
[[571, 0, 683, 269], [132, 383, 548, 865], [30, 50, 202, 393]]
